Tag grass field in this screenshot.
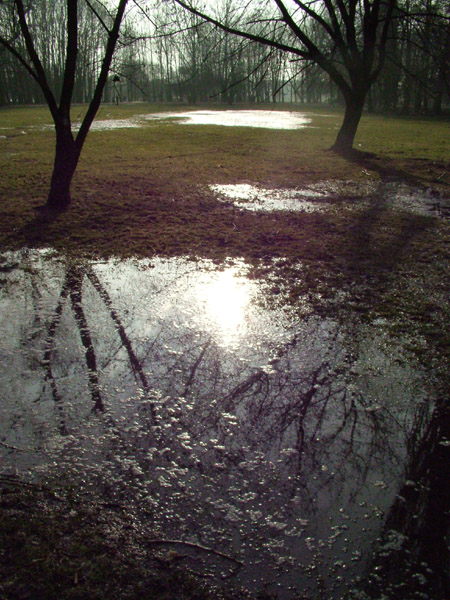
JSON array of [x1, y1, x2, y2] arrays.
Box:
[[0, 102, 448, 259]]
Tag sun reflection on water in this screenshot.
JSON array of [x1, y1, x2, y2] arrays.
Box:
[[196, 268, 251, 347]]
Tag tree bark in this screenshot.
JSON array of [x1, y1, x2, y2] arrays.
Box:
[[331, 90, 366, 154], [47, 124, 81, 210]]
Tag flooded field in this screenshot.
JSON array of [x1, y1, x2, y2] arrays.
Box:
[[0, 248, 446, 599]]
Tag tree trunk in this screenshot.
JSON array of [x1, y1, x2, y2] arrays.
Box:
[[331, 90, 365, 154], [47, 125, 80, 210], [432, 68, 445, 115]]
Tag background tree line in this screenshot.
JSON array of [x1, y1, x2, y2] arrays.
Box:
[[1, 0, 449, 115]]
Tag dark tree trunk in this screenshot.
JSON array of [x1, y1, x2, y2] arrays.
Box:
[[47, 125, 81, 210], [1, 0, 129, 212], [331, 90, 366, 154], [432, 68, 445, 115]]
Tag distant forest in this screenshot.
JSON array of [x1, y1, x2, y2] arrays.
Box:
[[1, 0, 449, 115]]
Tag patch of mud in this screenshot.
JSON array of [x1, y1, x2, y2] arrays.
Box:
[[144, 110, 316, 129], [0, 249, 440, 599]]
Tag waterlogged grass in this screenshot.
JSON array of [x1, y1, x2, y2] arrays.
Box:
[[0, 102, 448, 259], [0, 103, 449, 599], [0, 478, 246, 600], [0, 103, 448, 348]]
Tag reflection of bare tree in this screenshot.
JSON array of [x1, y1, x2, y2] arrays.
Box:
[[1, 253, 436, 597], [68, 266, 104, 413], [361, 395, 450, 599], [43, 272, 70, 435], [85, 267, 157, 423], [171, 325, 406, 503], [43, 265, 104, 418], [36, 261, 407, 545], [181, 337, 211, 399], [43, 264, 158, 429]]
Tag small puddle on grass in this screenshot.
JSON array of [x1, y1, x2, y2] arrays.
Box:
[[0, 249, 441, 599], [210, 184, 331, 212], [386, 182, 450, 218], [211, 181, 450, 218]]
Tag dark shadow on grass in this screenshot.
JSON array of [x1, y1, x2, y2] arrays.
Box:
[[344, 184, 433, 281], [17, 205, 66, 247], [334, 146, 449, 190]]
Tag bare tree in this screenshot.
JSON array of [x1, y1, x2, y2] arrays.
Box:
[[0, 0, 129, 210], [172, 0, 397, 153]]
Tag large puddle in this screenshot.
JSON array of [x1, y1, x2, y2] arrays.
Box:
[[0, 249, 445, 598], [143, 110, 315, 129], [5, 110, 318, 134]]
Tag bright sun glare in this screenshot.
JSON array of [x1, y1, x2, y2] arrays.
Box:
[[197, 268, 250, 346]]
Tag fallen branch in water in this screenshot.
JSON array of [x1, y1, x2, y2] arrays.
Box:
[[0, 441, 30, 451], [145, 538, 243, 566]]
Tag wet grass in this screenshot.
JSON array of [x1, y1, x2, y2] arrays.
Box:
[[0, 102, 449, 599], [0, 103, 448, 262], [0, 476, 249, 600], [0, 102, 448, 367]]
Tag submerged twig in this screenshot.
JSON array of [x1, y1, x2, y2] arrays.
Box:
[[145, 539, 243, 566], [0, 440, 31, 451]]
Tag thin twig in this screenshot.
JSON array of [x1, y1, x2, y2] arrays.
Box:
[[145, 539, 243, 566], [0, 440, 30, 451]]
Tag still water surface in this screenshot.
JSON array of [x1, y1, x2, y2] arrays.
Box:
[[16, 110, 316, 133], [210, 182, 450, 217], [143, 110, 314, 129], [0, 249, 439, 598]]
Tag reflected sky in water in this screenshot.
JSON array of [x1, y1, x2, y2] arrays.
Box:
[[26, 110, 317, 132], [0, 249, 438, 599], [211, 181, 450, 218], [92, 256, 286, 355]]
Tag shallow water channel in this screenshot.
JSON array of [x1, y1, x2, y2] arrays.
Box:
[[0, 249, 444, 598]]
